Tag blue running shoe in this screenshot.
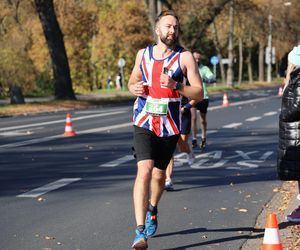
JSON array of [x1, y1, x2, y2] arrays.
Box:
[[132, 229, 148, 250], [145, 211, 158, 237]]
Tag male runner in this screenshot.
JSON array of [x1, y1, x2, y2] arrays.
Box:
[[128, 10, 203, 249]]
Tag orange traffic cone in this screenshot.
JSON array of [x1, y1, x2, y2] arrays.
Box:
[[63, 113, 76, 136], [261, 213, 283, 250], [222, 92, 229, 107], [278, 87, 283, 97]]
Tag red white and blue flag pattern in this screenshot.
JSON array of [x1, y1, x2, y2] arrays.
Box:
[[133, 45, 185, 137]]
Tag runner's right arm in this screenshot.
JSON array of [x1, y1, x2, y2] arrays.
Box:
[[128, 49, 145, 97]]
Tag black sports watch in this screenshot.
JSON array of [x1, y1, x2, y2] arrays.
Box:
[[175, 82, 183, 90]]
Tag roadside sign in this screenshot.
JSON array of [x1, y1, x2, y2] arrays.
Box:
[[118, 58, 126, 68], [210, 56, 219, 65], [221, 58, 231, 64]]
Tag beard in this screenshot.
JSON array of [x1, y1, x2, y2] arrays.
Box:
[[160, 34, 178, 46]]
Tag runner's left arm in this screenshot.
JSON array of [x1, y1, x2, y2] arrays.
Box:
[[179, 51, 203, 102]]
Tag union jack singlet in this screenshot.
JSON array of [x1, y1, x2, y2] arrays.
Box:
[[133, 44, 185, 137]]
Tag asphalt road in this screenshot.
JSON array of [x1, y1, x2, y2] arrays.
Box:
[[0, 87, 282, 250]]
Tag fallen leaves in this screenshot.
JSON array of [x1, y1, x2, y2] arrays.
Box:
[[37, 197, 45, 202], [45, 236, 55, 240]]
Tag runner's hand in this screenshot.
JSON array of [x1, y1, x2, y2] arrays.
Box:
[[160, 73, 176, 89], [130, 80, 146, 96]]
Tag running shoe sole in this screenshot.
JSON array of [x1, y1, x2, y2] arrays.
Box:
[[131, 238, 148, 250]]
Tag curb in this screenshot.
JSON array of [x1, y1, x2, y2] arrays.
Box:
[[241, 181, 298, 249]]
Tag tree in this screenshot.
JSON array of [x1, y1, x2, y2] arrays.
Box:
[[226, 0, 234, 86], [34, 0, 75, 100]]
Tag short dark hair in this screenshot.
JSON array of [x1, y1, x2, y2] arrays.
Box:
[[192, 50, 201, 55], [155, 10, 179, 25]]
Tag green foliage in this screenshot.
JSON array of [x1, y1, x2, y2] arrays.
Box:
[[95, 0, 152, 89], [0, 0, 300, 97], [0, 48, 35, 95], [29, 66, 54, 97]]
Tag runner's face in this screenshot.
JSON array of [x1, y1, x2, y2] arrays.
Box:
[[156, 15, 179, 46]]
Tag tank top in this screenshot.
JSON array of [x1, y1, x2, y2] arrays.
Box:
[[133, 44, 185, 137]]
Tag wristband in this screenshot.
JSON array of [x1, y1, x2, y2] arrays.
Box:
[[184, 103, 192, 109], [175, 82, 183, 90]]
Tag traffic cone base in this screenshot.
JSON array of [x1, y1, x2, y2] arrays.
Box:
[[222, 93, 229, 107], [262, 244, 283, 250], [63, 113, 76, 137], [64, 130, 76, 137], [261, 213, 282, 250]]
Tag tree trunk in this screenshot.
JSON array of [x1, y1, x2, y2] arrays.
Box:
[[247, 48, 253, 84], [226, 0, 234, 87], [237, 37, 243, 85], [145, 0, 157, 40], [212, 21, 225, 84], [34, 0, 76, 100], [258, 39, 265, 82]]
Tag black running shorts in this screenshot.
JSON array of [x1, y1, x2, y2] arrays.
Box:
[[195, 99, 209, 114], [181, 109, 191, 135], [133, 125, 180, 170]]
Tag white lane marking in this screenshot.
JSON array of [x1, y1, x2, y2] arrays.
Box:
[[0, 110, 127, 132], [0, 127, 44, 136], [0, 135, 61, 148], [99, 152, 187, 168], [0, 122, 133, 149], [77, 122, 132, 134], [174, 152, 187, 159], [222, 123, 242, 128], [245, 116, 262, 122], [1, 96, 278, 148], [260, 151, 273, 160], [208, 96, 278, 111], [99, 155, 134, 167], [263, 111, 278, 116], [17, 178, 81, 198], [196, 130, 218, 137], [0, 131, 32, 136]]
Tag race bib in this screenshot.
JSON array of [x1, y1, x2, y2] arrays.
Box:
[[145, 99, 168, 116]]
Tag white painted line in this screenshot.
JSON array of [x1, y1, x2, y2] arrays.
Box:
[[0, 131, 32, 136], [99, 155, 134, 167], [0, 122, 133, 149], [78, 122, 132, 134], [222, 123, 242, 128], [196, 130, 218, 137], [0, 96, 278, 149], [208, 96, 278, 111], [75, 108, 128, 114], [174, 152, 187, 159], [17, 178, 81, 198], [0, 127, 44, 136], [245, 116, 262, 122], [0, 110, 127, 132], [0, 135, 61, 148], [99, 152, 188, 168], [263, 111, 278, 116], [260, 151, 273, 160]]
